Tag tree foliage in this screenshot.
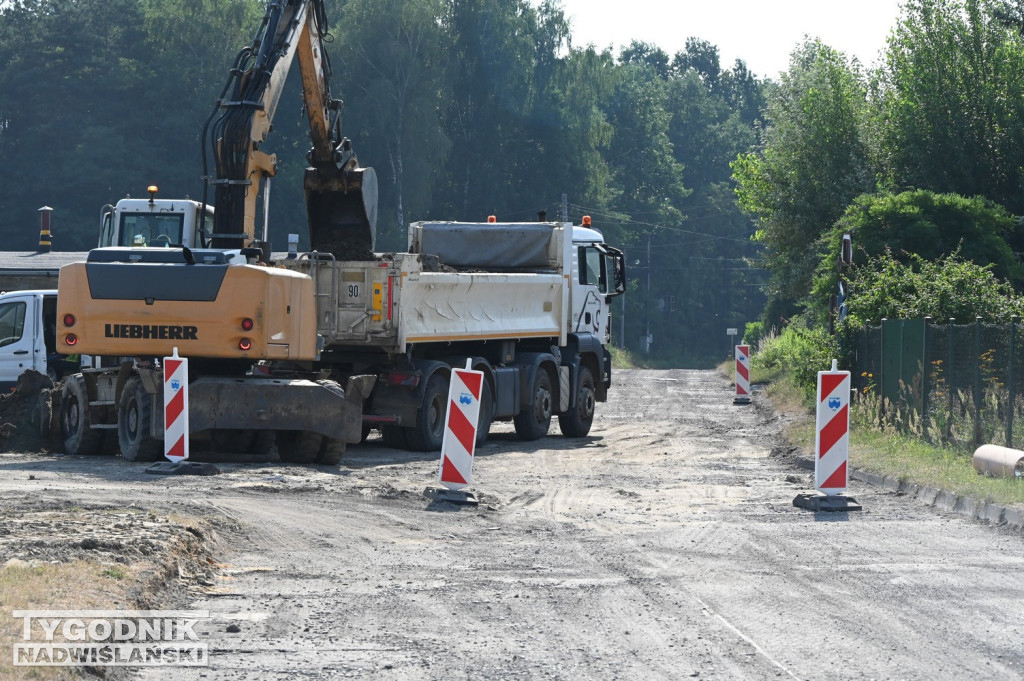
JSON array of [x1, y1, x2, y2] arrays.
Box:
[[845, 249, 1024, 328], [0, 0, 770, 364], [812, 189, 1024, 325], [732, 39, 873, 312], [734, 0, 1024, 332]]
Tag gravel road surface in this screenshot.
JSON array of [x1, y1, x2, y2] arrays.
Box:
[[3, 369, 1024, 680]]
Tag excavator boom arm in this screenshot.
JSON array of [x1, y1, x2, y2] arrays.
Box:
[[202, 0, 377, 255]]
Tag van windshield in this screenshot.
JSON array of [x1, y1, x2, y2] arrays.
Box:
[[118, 213, 185, 247]]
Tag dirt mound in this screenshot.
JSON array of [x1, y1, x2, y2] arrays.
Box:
[[0, 370, 62, 452]]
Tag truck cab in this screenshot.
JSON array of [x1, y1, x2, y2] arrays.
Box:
[[98, 191, 214, 249], [571, 219, 625, 344], [0, 289, 77, 390]]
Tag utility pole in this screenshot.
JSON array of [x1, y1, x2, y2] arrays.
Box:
[[645, 233, 652, 353], [620, 248, 626, 348], [561, 193, 568, 223]]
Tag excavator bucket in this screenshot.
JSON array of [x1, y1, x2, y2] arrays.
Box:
[[305, 165, 378, 259]]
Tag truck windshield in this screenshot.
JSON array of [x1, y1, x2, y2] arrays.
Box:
[[119, 213, 185, 247]]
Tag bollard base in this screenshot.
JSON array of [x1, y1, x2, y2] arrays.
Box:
[[733, 396, 751, 405], [145, 461, 221, 476], [424, 487, 478, 506], [793, 491, 861, 512]]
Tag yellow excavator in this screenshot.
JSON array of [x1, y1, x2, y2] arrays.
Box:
[[56, 0, 377, 463]]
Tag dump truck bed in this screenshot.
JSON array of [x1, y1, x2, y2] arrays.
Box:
[[286, 222, 572, 354]]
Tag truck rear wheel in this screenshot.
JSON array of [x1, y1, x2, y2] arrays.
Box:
[[61, 374, 103, 456], [514, 368, 553, 441], [407, 373, 449, 452], [558, 365, 596, 438], [118, 376, 162, 462]]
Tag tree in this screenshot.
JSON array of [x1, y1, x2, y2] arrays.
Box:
[[437, 0, 540, 219], [0, 0, 262, 250], [873, 0, 1024, 213], [732, 39, 874, 316], [813, 190, 1024, 325], [333, 0, 450, 249], [845, 249, 1024, 328]]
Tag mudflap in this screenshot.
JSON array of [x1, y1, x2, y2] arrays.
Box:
[[188, 375, 376, 444]]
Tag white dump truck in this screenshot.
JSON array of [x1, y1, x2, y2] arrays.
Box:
[[278, 217, 626, 451]]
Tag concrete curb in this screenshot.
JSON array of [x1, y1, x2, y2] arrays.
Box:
[[849, 467, 1024, 530], [753, 388, 1024, 530], [787, 452, 1024, 530]]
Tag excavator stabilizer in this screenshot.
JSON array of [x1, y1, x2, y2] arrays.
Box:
[[305, 164, 378, 259]]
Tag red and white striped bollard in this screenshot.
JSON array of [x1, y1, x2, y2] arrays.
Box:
[[163, 348, 189, 462], [734, 344, 751, 405]]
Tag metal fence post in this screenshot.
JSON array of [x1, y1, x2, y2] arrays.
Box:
[[879, 318, 887, 425], [974, 316, 983, 446], [947, 319, 954, 443], [922, 317, 931, 439], [1008, 317, 1017, 448]]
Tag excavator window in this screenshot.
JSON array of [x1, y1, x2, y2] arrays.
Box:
[[118, 214, 185, 247]]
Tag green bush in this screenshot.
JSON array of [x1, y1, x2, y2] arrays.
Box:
[[743, 321, 770, 349], [753, 324, 838, 400], [844, 249, 1024, 330]]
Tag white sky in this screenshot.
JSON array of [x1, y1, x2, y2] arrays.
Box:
[[552, 0, 906, 78]]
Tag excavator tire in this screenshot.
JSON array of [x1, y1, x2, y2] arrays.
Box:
[[316, 438, 346, 465], [61, 374, 103, 456], [251, 430, 276, 455], [278, 430, 323, 464], [118, 376, 163, 462]]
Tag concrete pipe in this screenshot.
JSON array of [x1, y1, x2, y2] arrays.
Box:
[[972, 444, 1024, 477]]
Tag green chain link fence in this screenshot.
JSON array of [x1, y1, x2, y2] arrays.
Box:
[[853, 318, 1023, 449]]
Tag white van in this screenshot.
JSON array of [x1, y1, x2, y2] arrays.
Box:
[[0, 289, 78, 391]]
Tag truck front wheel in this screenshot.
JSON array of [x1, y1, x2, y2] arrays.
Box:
[[558, 365, 596, 437], [118, 376, 162, 462], [407, 373, 449, 451], [514, 368, 553, 441], [61, 374, 102, 456]]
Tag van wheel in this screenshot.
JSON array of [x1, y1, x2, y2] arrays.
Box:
[[118, 376, 162, 462], [61, 374, 102, 456], [514, 368, 553, 441], [407, 373, 449, 451], [558, 365, 596, 437]]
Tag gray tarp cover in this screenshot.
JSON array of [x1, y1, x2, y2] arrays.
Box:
[[414, 222, 554, 269]]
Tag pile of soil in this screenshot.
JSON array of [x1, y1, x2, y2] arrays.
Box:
[[0, 370, 62, 453]]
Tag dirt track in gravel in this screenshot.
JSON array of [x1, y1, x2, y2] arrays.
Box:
[[3, 369, 1024, 680]]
